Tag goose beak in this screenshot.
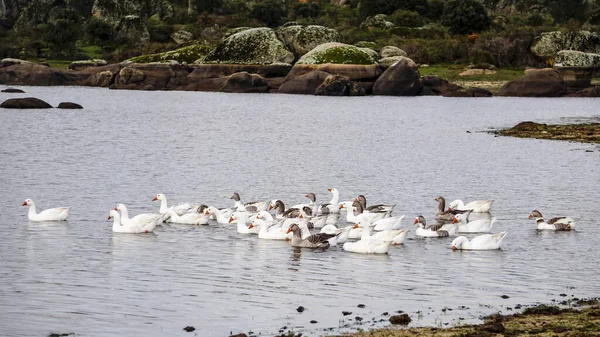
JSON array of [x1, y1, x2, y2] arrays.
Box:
[[22, 201, 27, 206], [434, 197, 438, 201], [339, 204, 344, 209], [204, 210, 209, 215], [528, 213, 533, 219], [228, 217, 234, 223], [299, 214, 303, 218], [268, 205, 273, 210], [448, 207, 453, 211], [413, 218, 418, 224], [328, 188, 332, 192], [152, 196, 158, 201], [108, 215, 112, 220], [286, 228, 292, 234], [113, 207, 118, 211], [452, 245, 457, 251], [453, 218, 458, 224], [248, 224, 254, 229], [305, 194, 309, 197], [353, 224, 359, 229]]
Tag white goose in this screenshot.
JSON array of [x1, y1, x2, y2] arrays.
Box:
[[528, 210, 576, 227], [373, 215, 405, 231], [339, 201, 388, 223], [320, 188, 341, 214], [414, 215, 457, 237], [355, 220, 409, 244], [166, 205, 209, 225], [342, 237, 391, 254], [452, 212, 496, 233], [230, 211, 260, 234], [532, 218, 574, 231], [451, 232, 507, 250], [114, 203, 164, 228], [108, 210, 158, 234], [320, 225, 353, 245], [321, 223, 362, 240], [152, 193, 199, 217], [205, 206, 234, 224], [448, 199, 494, 213], [22, 199, 71, 221], [249, 219, 292, 240]]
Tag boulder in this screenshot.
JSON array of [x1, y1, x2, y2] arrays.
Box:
[[315, 74, 366, 96], [555, 50, 600, 67], [0, 63, 59, 85], [184, 78, 225, 92], [498, 69, 567, 97], [221, 72, 268, 93], [421, 75, 462, 95], [378, 56, 404, 69], [201, 24, 224, 41], [257, 63, 293, 78], [57, 102, 83, 109], [68, 59, 108, 71], [187, 64, 262, 80], [171, 30, 193, 44], [1, 97, 52, 109], [380, 46, 407, 58], [568, 85, 600, 97], [278, 70, 330, 95], [113, 63, 190, 90], [277, 25, 341, 58], [87, 70, 116, 87], [296, 42, 376, 65], [202, 27, 294, 65], [1, 88, 25, 93], [128, 44, 212, 64], [286, 64, 380, 81], [115, 15, 150, 49], [359, 48, 379, 62], [531, 31, 600, 63], [360, 14, 394, 29], [0, 58, 32, 67], [373, 56, 422, 96], [443, 87, 493, 97], [354, 41, 377, 49], [459, 69, 497, 76]]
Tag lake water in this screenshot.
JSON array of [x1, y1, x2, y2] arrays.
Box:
[[0, 86, 599, 337]]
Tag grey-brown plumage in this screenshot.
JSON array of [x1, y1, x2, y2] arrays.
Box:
[[306, 193, 316, 203], [436, 230, 449, 237], [288, 223, 338, 248], [197, 204, 208, 213], [434, 196, 455, 222], [230, 192, 241, 201], [355, 195, 394, 212]]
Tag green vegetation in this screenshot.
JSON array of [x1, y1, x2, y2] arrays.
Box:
[[497, 121, 600, 144], [441, 0, 491, 34]]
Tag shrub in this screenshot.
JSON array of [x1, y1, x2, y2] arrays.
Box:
[[196, 0, 223, 14], [292, 1, 321, 19], [426, 0, 445, 20], [250, 0, 286, 27], [85, 17, 114, 46], [359, 0, 429, 20], [148, 24, 175, 43], [527, 13, 544, 26], [441, 0, 491, 35], [389, 10, 423, 27], [548, 0, 587, 23]]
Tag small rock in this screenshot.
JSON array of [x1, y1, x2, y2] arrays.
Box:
[[396, 310, 404, 314], [342, 311, 352, 316], [1, 88, 25, 93], [389, 314, 411, 325], [357, 304, 366, 308], [183, 326, 195, 332], [296, 306, 305, 313], [57, 102, 83, 109], [310, 320, 317, 324], [355, 316, 363, 322], [501, 295, 510, 299], [382, 312, 389, 316], [559, 293, 567, 297]]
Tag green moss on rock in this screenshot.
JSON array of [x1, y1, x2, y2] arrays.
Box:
[[127, 44, 212, 64], [296, 42, 376, 65]]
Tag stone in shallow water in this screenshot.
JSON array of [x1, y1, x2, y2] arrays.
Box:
[[57, 102, 83, 109], [1, 88, 25, 93], [0, 97, 52, 109]]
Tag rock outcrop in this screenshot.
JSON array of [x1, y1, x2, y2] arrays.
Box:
[[68, 59, 108, 71], [555, 50, 600, 67], [277, 25, 341, 59], [360, 14, 394, 29], [128, 44, 212, 64], [113, 63, 189, 90], [57, 102, 83, 109], [315, 74, 366, 96], [380, 46, 407, 58], [421, 75, 462, 96], [115, 15, 150, 49], [220, 72, 268, 93], [531, 31, 600, 63], [278, 70, 330, 95], [498, 69, 567, 97], [202, 27, 294, 65], [1, 97, 52, 108], [373, 56, 422, 96], [296, 42, 376, 65]]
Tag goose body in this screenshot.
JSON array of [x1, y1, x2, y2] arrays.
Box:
[[320, 225, 353, 245], [230, 211, 260, 234], [205, 206, 233, 224], [288, 223, 338, 248], [342, 238, 391, 254], [114, 203, 164, 229], [448, 199, 494, 213], [414, 215, 457, 237], [250, 219, 292, 240], [153, 193, 199, 218], [434, 196, 456, 222], [534, 218, 574, 231], [354, 195, 395, 213], [230, 192, 267, 213], [528, 210, 576, 227], [22, 199, 71, 222], [108, 210, 158, 233], [355, 220, 409, 244], [373, 215, 405, 231], [453, 212, 496, 233], [452, 232, 507, 250], [320, 188, 341, 214], [165, 209, 208, 225]]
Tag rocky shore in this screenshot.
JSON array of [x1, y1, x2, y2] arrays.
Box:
[[497, 121, 600, 144], [335, 300, 600, 337]]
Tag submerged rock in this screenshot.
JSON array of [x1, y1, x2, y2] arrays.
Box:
[[278, 70, 330, 95], [1, 88, 25, 93], [57, 102, 83, 109], [1, 97, 52, 109]]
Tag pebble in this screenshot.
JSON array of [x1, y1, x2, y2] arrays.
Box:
[[296, 306, 305, 313], [501, 295, 510, 299], [382, 312, 389, 316], [310, 320, 317, 324], [560, 293, 567, 297], [342, 311, 352, 316], [183, 326, 195, 332], [355, 316, 363, 322], [357, 304, 365, 308]]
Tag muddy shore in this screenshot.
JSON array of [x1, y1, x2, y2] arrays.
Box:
[[496, 121, 600, 144]]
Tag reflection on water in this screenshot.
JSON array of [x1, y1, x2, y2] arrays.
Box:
[[0, 86, 599, 337]]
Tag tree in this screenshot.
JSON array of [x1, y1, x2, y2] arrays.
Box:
[[196, 0, 223, 14], [250, 0, 286, 27], [359, 0, 429, 20], [85, 17, 114, 46], [548, 0, 587, 23], [43, 9, 82, 58], [441, 0, 490, 35]]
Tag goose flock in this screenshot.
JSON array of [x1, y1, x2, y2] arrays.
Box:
[[21, 188, 578, 254]]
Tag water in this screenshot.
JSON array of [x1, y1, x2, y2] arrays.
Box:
[[0, 86, 599, 337]]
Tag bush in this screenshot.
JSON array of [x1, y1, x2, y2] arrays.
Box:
[[548, 0, 587, 23], [196, 0, 223, 14], [359, 0, 429, 20], [85, 17, 114, 46], [292, 1, 321, 19], [426, 0, 445, 20], [148, 24, 175, 43], [389, 10, 423, 27], [441, 0, 491, 35], [527, 13, 544, 26], [250, 0, 287, 27]]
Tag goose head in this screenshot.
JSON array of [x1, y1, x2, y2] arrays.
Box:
[[447, 199, 463, 211], [305, 193, 316, 203], [230, 192, 241, 201], [108, 210, 119, 220], [414, 215, 426, 227], [354, 195, 366, 208], [22, 199, 33, 206], [451, 236, 468, 251], [529, 210, 543, 219], [152, 193, 166, 201], [114, 203, 126, 211], [197, 204, 208, 213], [286, 223, 301, 236]]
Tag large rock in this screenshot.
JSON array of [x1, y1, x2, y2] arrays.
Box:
[[373, 56, 422, 96], [498, 69, 567, 97], [443, 87, 493, 97], [277, 25, 341, 58], [170, 30, 193, 45], [115, 15, 150, 49], [555, 50, 600, 67], [0, 63, 59, 85], [315, 74, 366, 96], [296, 42, 376, 65], [360, 14, 394, 29], [0, 58, 32, 66], [187, 64, 262, 80], [380, 46, 407, 58], [421, 75, 462, 96], [87, 70, 116, 87], [57, 102, 83, 109], [359, 48, 379, 62], [568, 85, 600, 97], [128, 44, 212, 64], [68, 59, 107, 71], [257, 63, 292, 78], [221, 72, 268, 93], [278, 70, 330, 95], [202, 27, 294, 65], [113, 63, 190, 90], [286, 64, 380, 81], [531, 31, 600, 63], [378, 56, 404, 69], [1, 97, 52, 109]]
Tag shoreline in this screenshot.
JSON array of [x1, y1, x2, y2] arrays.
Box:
[[495, 121, 600, 144]]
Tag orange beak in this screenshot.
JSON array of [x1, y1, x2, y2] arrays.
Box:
[[22, 201, 27, 206], [339, 204, 344, 209], [269, 205, 273, 210], [452, 246, 457, 251], [413, 218, 418, 224], [108, 215, 112, 220], [434, 198, 438, 201], [305, 194, 309, 197], [528, 213, 533, 219], [448, 207, 453, 211], [113, 207, 118, 211], [453, 218, 458, 224], [248, 224, 254, 229], [353, 224, 359, 229], [228, 217, 234, 223], [299, 214, 303, 218], [152, 196, 158, 201], [204, 210, 209, 215], [286, 228, 292, 234], [328, 188, 332, 192]]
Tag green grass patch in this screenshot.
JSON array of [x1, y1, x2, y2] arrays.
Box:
[[79, 45, 104, 59], [419, 64, 524, 82]]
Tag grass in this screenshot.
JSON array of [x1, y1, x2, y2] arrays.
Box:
[[419, 64, 525, 82]]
